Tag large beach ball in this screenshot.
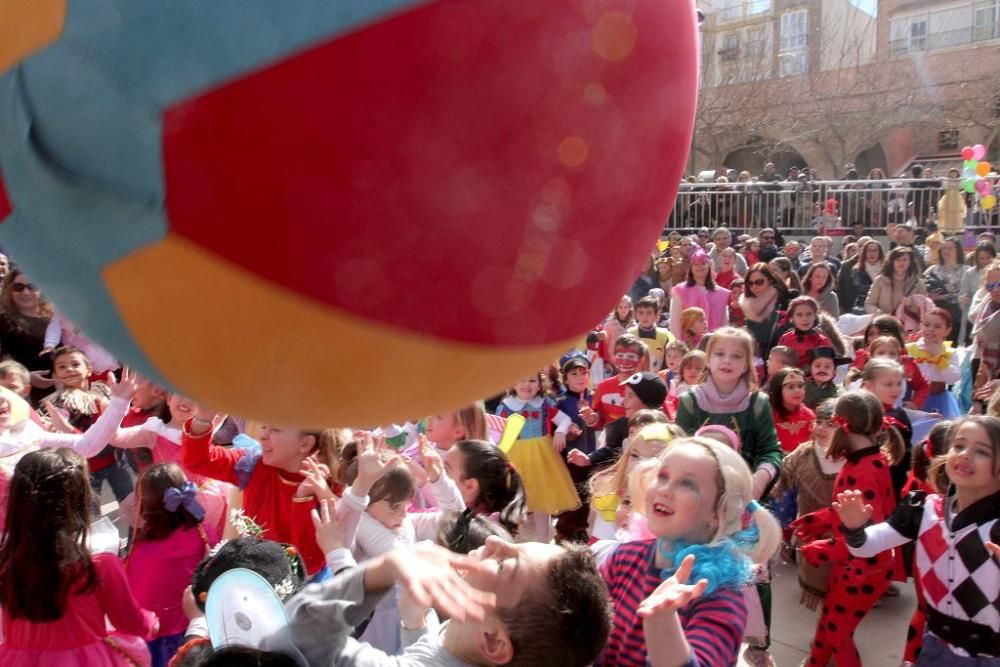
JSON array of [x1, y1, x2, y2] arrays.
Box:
[[0, 0, 698, 427]]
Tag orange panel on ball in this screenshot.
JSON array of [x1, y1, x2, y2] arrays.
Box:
[[0, 0, 66, 74], [102, 236, 577, 428]]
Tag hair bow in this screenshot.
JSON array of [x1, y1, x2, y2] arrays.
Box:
[[831, 415, 851, 432], [163, 481, 205, 521], [689, 247, 710, 264], [882, 415, 904, 431]]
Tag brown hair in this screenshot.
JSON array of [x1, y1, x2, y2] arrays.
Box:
[[768, 367, 805, 419], [679, 350, 707, 381], [881, 246, 920, 281], [627, 408, 671, 431], [743, 262, 784, 299], [865, 314, 906, 347], [913, 420, 953, 493], [635, 296, 659, 314], [868, 335, 902, 357], [928, 415, 1000, 486], [0, 268, 54, 322], [455, 404, 488, 441], [0, 360, 29, 387], [802, 262, 835, 295], [0, 449, 95, 621], [134, 463, 203, 542], [827, 390, 904, 465], [496, 544, 612, 666]]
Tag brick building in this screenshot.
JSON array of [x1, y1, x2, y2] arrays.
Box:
[[693, 0, 1000, 177]]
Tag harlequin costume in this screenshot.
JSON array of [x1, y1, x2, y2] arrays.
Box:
[[180, 425, 325, 574], [793, 443, 902, 667], [776, 327, 832, 370], [495, 396, 579, 515], [906, 341, 961, 418], [845, 490, 1000, 664]]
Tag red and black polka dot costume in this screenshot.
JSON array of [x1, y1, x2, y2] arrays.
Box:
[[793, 445, 901, 667]]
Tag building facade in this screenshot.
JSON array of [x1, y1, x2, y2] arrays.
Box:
[[693, 0, 1000, 178]]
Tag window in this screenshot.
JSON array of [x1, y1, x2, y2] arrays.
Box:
[[975, 0, 1000, 40], [779, 10, 808, 76], [718, 0, 772, 23], [938, 129, 960, 151], [746, 27, 768, 61], [719, 32, 740, 61], [909, 19, 928, 50]]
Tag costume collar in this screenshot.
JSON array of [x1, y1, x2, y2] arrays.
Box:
[[636, 327, 657, 339], [949, 489, 1000, 531], [846, 444, 880, 463], [907, 341, 954, 371], [504, 396, 544, 411]]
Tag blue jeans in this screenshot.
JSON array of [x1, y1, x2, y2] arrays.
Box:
[[916, 633, 998, 666], [90, 461, 134, 504]]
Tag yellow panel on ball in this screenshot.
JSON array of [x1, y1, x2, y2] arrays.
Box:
[[102, 236, 576, 429], [0, 0, 66, 74]]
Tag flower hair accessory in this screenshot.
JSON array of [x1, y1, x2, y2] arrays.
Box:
[[163, 481, 205, 521]]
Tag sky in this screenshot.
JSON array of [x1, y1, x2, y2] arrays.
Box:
[[850, 0, 877, 15]]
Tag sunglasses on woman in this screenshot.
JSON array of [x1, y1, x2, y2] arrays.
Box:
[[11, 282, 38, 293], [747, 278, 768, 287]]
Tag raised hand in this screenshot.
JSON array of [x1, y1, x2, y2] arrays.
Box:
[[108, 367, 139, 402], [311, 497, 346, 555], [383, 544, 496, 623], [567, 448, 591, 467], [637, 554, 708, 617], [418, 435, 444, 483], [297, 456, 335, 501], [832, 490, 873, 530], [354, 433, 392, 497]]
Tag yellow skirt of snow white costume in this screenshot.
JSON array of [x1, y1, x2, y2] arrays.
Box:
[[507, 435, 580, 514]]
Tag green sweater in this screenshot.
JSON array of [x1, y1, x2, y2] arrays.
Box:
[[676, 391, 783, 474]]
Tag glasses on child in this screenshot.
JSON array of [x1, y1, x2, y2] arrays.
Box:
[[987, 281, 1000, 291], [747, 278, 768, 287], [11, 283, 38, 293]]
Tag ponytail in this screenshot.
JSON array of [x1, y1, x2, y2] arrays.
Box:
[[743, 501, 782, 565], [455, 440, 526, 535]]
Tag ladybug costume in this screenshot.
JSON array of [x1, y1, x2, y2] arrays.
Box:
[[793, 444, 902, 666]]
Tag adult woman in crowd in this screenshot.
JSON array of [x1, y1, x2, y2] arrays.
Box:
[[848, 239, 885, 314], [0, 269, 54, 400], [768, 257, 801, 298], [963, 241, 998, 339], [801, 262, 840, 318], [669, 248, 730, 339], [739, 262, 787, 359], [865, 168, 888, 227], [923, 237, 968, 343], [864, 246, 926, 316]]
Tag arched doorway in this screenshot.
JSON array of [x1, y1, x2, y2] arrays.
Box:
[[854, 143, 888, 177], [724, 140, 809, 177]]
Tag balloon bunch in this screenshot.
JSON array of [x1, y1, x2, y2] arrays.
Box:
[[960, 144, 996, 210]]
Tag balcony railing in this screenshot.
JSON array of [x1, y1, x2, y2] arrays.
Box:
[[664, 178, 999, 233], [890, 24, 1000, 55]]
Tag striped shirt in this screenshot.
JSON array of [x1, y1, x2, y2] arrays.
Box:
[[597, 540, 747, 667]]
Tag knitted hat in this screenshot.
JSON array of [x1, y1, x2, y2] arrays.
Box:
[[619, 371, 667, 407], [191, 537, 306, 611]]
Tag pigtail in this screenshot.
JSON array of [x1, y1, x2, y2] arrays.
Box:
[[877, 424, 905, 466], [743, 501, 782, 565], [498, 464, 527, 536]]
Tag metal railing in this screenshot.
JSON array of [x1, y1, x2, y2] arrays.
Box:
[[889, 24, 1000, 55], [665, 177, 999, 232]]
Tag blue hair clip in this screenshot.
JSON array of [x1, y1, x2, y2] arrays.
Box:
[[746, 500, 761, 513]]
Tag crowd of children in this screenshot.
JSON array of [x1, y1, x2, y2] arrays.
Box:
[[0, 228, 997, 667]]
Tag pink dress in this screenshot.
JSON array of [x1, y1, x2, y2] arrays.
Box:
[[126, 525, 218, 637], [0, 554, 156, 667]]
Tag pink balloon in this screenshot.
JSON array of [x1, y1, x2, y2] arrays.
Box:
[[973, 144, 987, 160], [976, 178, 992, 195], [962, 146, 975, 160]]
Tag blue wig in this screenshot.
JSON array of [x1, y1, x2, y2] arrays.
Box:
[[655, 520, 759, 596]]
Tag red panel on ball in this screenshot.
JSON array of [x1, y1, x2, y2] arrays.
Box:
[[163, 0, 697, 345], [0, 167, 11, 222]]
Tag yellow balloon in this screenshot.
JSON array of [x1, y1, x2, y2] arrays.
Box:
[[977, 162, 992, 177], [984, 194, 997, 210]]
